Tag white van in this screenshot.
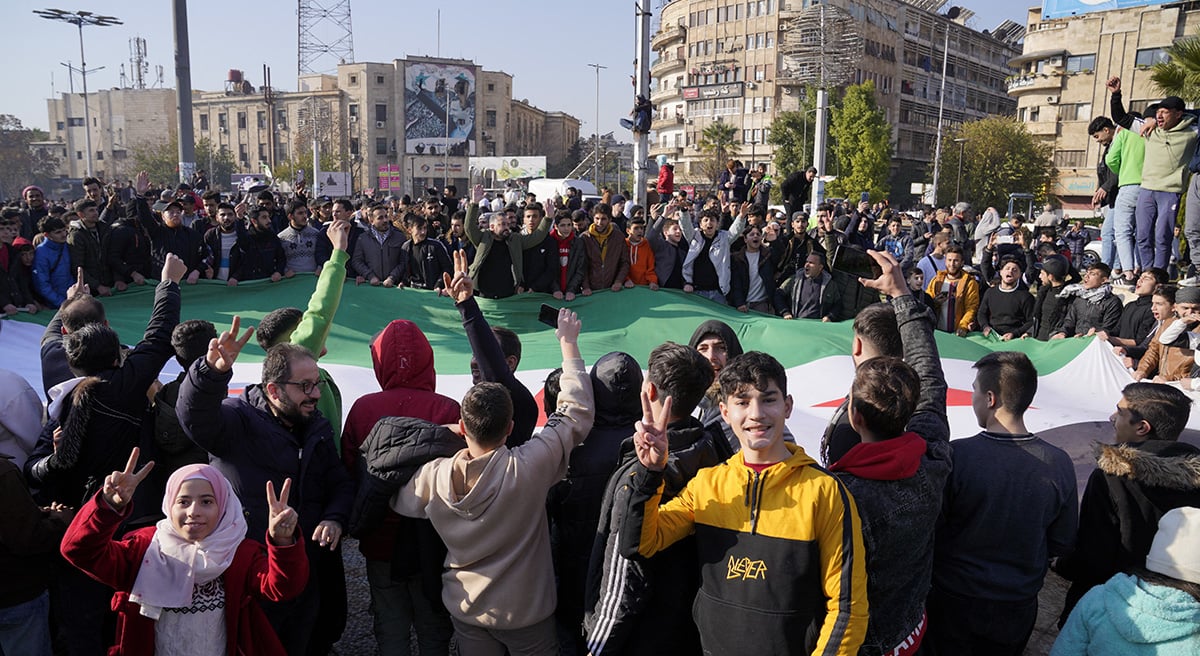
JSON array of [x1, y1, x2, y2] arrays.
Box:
[[526, 178, 601, 205]]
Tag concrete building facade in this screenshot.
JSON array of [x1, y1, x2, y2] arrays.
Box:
[[1008, 3, 1199, 210], [43, 88, 177, 181], [650, 0, 1021, 203]]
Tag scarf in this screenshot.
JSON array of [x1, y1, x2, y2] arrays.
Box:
[[129, 464, 246, 620], [1057, 282, 1113, 305], [828, 432, 927, 480], [588, 222, 614, 260]]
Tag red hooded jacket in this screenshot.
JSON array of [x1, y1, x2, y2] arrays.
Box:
[[341, 319, 461, 560]]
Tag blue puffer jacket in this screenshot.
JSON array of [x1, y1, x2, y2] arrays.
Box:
[[32, 239, 72, 307], [1052, 572, 1200, 655]]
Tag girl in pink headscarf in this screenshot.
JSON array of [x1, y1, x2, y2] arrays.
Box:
[[61, 448, 309, 655]]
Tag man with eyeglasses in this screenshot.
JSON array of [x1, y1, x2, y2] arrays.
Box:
[[178, 320, 354, 656]]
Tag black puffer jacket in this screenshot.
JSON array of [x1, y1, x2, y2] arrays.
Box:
[[582, 417, 733, 656], [550, 352, 642, 647], [1056, 439, 1200, 623]]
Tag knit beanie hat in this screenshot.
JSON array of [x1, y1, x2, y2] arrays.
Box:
[[1146, 507, 1200, 584]]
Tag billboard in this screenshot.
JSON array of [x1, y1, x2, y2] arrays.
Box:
[[404, 62, 477, 156], [1041, 0, 1172, 20], [377, 164, 402, 192], [469, 157, 548, 180], [682, 82, 745, 100]]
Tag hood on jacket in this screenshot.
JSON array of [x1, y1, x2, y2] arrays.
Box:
[[370, 320, 436, 392], [1103, 573, 1200, 645], [590, 352, 643, 429], [688, 320, 744, 360], [1096, 441, 1200, 490]]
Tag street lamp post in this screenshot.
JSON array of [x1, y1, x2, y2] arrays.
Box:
[[35, 9, 122, 179], [587, 63, 607, 189], [954, 138, 967, 204]]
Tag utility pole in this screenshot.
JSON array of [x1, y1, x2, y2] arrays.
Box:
[[587, 63, 607, 189], [633, 0, 651, 206], [173, 0, 196, 184], [930, 27, 950, 207]]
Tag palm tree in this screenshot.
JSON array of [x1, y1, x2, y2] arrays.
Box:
[[1151, 36, 1200, 105], [697, 119, 740, 191]]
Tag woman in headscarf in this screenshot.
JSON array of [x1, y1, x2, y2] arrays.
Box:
[[61, 449, 308, 655]]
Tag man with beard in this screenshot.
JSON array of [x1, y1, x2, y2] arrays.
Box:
[[107, 171, 154, 289], [463, 185, 551, 298], [18, 185, 49, 241], [179, 325, 354, 656], [925, 245, 980, 336], [67, 199, 113, 297], [225, 206, 288, 284], [204, 203, 244, 283]]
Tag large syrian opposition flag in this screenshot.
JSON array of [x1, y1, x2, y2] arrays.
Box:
[[0, 277, 1166, 460]]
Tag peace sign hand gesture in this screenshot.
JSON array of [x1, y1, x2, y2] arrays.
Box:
[[206, 315, 256, 373], [102, 447, 154, 511], [441, 249, 474, 304], [634, 391, 673, 472], [266, 478, 298, 546]]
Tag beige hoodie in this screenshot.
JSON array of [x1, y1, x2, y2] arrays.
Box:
[[390, 357, 595, 629]]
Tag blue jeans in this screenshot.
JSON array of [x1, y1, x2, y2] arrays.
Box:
[[0, 591, 52, 656], [694, 288, 727, 305], [1113, 185, 1140, 274], [365, 560, 451, 656], [1099, 205, 1117, 270], [1136, 187, 1180, 270]]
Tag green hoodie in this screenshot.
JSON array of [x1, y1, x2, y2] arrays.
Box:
[[1139, 114, 1198, 193], [287, 248, 348, 450], [1105, 127, 1146, 188]]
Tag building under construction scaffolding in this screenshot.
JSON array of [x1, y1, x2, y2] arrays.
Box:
[[650, 0, 1023, 203]]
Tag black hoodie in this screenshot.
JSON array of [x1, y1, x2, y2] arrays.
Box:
[[551, 352, 644, 650], [688, 320, 744, 451]]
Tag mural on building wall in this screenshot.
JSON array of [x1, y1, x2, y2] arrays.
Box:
[[404, 62, 476, 156]]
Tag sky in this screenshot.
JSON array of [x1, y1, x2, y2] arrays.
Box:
[[2, 0, 1038, 137]]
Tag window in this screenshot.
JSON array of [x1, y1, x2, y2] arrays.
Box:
[[349, 74, 358, 85], [375, 104, 387, 122], [376, 74, 385, 84], [259, 143, 267, 159], [239, 144, 248, 162], [218, 113, 227, 129], [1053, 150, 1086, 168], [1065, 54, 1095, 73], [76, 151, 82, 160], [199, 114, 209, 131], [1135, 48, 1170, 67], [1030, 106, 1040, 122], [486, 110, 497, 127], [350, 138, 359, 155], [112, 150, 127, 160], [56, 121, 64, 130], [95, 151, 104, 160], [237, 112, 247, 129], [68, 117, 84, 127], [349, 104, 359, 118], [376, 137, 388, 155], [257, 111, 266, 129], [276, 109, 287, 124], [487, 83, 495, 92], [1059, 103, 1091, 122]]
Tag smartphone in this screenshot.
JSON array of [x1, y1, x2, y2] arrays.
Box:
[[831, 245, 883, 280], [538, 303, 559, 329], [860, 191, 870, 204]]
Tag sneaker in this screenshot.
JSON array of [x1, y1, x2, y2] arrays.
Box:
[[1180, 276, 1200, 288], [1112, 276, 1134, 288]]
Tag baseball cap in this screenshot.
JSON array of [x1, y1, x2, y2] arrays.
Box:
[[1036, 254, 1069, 280], [1160, 96, 1186, 112]]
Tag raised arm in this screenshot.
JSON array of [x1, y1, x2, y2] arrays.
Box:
[[289, 220, 349, 356], [179, 317, 255, 456]]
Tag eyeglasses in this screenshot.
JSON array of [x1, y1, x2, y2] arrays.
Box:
[[279, 378, 325, 396]]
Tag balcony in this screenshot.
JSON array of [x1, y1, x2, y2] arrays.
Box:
[[651, 115, 685, 132], [1026, 120, 1059, 137], [650, 143, 683, 158], [651, 56, 685, 77], [651, 86, 682, 102], [1005, 73, 1064, 96], [651, 25, 685, 50]]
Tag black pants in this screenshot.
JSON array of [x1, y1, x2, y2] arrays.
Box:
[[51, 559, 115, 656], [922, 587, 1038, 656]]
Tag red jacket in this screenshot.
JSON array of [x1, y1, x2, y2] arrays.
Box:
[[60, 494, 308, 656], [342, 319, 461, 561]]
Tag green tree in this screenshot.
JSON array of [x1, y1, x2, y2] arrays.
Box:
[[0, 115, 59, 200], [932, 116, 1055, 210], [768, 86, 839, 203], [827, 82, 891, 202], [1150, 35, 1200, 105], [696, 119, 740, 192], [131, 136, 237, 190]]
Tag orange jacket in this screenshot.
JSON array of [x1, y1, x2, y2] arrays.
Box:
[[626, 238, 658, 286]]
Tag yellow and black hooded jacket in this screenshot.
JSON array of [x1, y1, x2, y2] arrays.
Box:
[[618, 444, 868, 655]]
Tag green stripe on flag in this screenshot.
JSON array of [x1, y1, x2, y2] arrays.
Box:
[[14, 277, 1090, 374]]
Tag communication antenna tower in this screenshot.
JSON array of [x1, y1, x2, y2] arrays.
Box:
[[297, 0, 354, 79], [129, 36, 148, 89]]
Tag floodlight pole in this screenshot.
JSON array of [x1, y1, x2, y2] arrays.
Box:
[[930, 27, 950, 207], [954, 138, 967, 204], [634, 0, 652, 206], [588, 63, 607, 189]]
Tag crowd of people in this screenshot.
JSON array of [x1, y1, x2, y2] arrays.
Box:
[[2, 79, 1200, 656]]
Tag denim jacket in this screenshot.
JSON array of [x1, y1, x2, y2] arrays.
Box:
[[830, 293, 952, 655]]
